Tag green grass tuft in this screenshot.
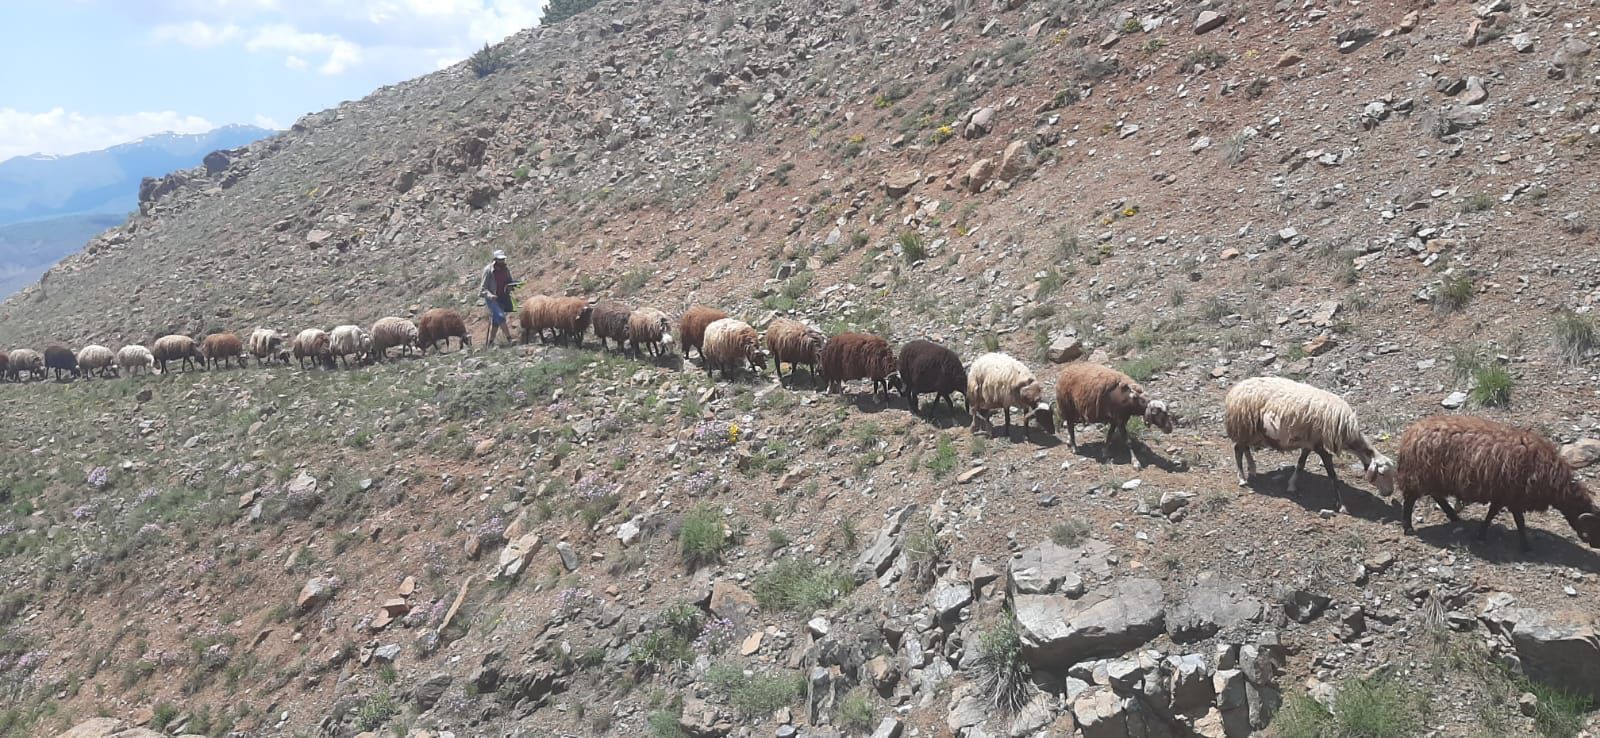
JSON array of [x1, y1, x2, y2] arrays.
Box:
[[751, 559, 854, 613]]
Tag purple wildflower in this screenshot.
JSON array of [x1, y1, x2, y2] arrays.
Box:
[[86, 466, 110, 489], [692, 617, 737, 653], [71, 504, 98, 521]]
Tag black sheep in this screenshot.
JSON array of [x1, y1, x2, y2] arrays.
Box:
[[896, 339, 966, 415], [43, 345, 79, 380]]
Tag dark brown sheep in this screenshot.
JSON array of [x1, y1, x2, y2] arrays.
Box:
[[1053, 363, 1174, 452], [201, 333, 247, 369], [1397, 415, 1600, 552], [0, 351, 8, 382], [765, 318, 826, 387], [679, 306, 728, 362], [896, 339, 966, 415], [590, 301, 633, 352], [43, 345, 78, 380], [418, 308, 472, 353], [819, 332, 899, 402]]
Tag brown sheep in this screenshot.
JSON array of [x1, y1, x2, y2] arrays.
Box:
[[896, 339, 966, 415], [418, 308, 472, 353], [626, 308, 674, 358], [152, 335, 204, 373], [765, 319, 826, 387], [1053, 363, 1175, 453], [519, 295, 554, 344], [1397, 415, 1600, 552], [547, 297, 594, 348], [818, 332, 900, 402], [701, 318, 767, 377], [201, 333, 247, 369], [679, 306, 728, 362], [0, 351, 8, 382], [589, 301, 633, 352]]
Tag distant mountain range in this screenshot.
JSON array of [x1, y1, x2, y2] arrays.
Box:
[[0, 124, 275, 297]]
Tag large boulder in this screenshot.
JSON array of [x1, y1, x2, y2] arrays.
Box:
[[56, 720, 125, 738], [854, 505, 918, 582], [1015, 578, 1166, 666], [1168, 574, 1263, 642], [1481, 594, 1600, 702], [1008, 539, 1113, 596]]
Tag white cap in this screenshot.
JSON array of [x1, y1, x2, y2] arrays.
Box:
[[492, 249, 507, 260]]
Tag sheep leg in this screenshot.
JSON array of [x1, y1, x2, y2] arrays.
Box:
[[1511, 509, 1532, 552], [1002, 406, 1013, 439], [1431, 495, 1458, 521], [1289, 449, 1310, 493], [1478, 501, 1502, 541], [907, 391, 919, 416], [1233, 444, 1250, 486], [1402, 496, 1418, 533], [1316, 447, 1346, 512]]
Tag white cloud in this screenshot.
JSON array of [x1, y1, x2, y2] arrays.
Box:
[[150, 20, 242, 48], [251, 114, 283, 131], [135, 0, 545, 76], [0, 108, 216, 161]]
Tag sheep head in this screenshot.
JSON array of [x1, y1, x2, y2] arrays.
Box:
[[1028, 402, 1056, 434], [885, 371, 905, 394], [1363, 452, 1396, 497], [1016, 378, 1043, 405], [1143, 400, 1175, 433]]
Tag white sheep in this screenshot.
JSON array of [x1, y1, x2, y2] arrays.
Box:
[[701, 318, 767, 376], [329, 324, 372, 369], [117, 345, 155, 376], [247, 328, 289, 366], [1224, 376, 1394, 512], [370, 317, 420, 360], [7, 349, 44, 381], [75, 345, 118, 378], [966, 352, 1054, 438]]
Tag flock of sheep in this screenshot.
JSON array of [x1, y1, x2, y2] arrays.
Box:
[[2, 295, 1597, 555]]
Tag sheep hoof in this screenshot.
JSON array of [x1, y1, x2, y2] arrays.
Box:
[[1236, 478, 1248, 488]]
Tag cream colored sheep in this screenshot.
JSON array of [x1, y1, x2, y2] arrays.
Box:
[[1224, 376, 1393, 512], [370, 317, 420, 360], [117, 345, 155, 376], [966, 352, 1053, 438], [75, 345, 118, 378], [329, 325, 371, 369]]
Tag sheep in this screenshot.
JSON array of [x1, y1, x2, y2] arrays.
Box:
[[548, 297, 594, 348], [329, 325, 372, 369], [966, 353, 1054, 438], [701, 318, 767, 377], [519, 295, 554, 344], [291, 329, 333, 369], [818, 332, 899, 401], [1053, 363, 1175, 453], [1223, 376, 1394, 513], [152, 335, 203, 373], [75, 345, 118, 378], [117, 345, 155, 376], [1396, 415, 1600, 552], [626, 307, 675, 358], [247, 328, 289, 366], [417, 308, 472, 353], [7, 349, 43, 381], [44, 345, 79, 380], [679, 306, 728, 362], [765, 319, 826, 387], [201, 333, 248, 370], [0, 351, 7, 382], [896, 339, 966, 415], [590, 301, 633, 352], [370, 317, 420, 360]]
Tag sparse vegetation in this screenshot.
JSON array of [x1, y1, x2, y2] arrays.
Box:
[[970, 616, 1033, 714], [1273, 674, 1425, 738], [1460, 192, 1496, 214], [1433, 274, 1474, 312], [1553, 310, 1596, 366], [678, 504, 735, 569], [542, 0, 601, 26], [1050, 518, 1091, 547], [468, 43, 511, 78], [752, 559, 854, 613], [899, 231, 926, 262], [1470, 364, 1513, 407], [927, 435, 957, 478]]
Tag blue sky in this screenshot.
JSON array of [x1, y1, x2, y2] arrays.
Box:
[[0, 0, 544, 161]]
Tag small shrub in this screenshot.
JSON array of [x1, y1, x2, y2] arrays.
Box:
[[352, 690, 398, 732], [1180, 46, 1228, 71], [1553, 310, 1596, 366], [1220, 132, 1248, 165], [971, 617, 1033, 713], [468, 43, 510, 78], [1470, 364, 1512, 407], [543, 0, 601, 26], [899, 231, 925, 262], [1050, 519, 1091, 547], [927, 435, 957, 478], [1522, 678, 1593, 738], [678, 504, 733, 569], [752, 559, 854, 613], [1432, 274, 1474, 312], [1460, 192, 1495, 214], [766, 528, 790, 552], [708, 667, 805, 717], [1117, 354, 1167, 382], [837, 689, 876, 732], [1330, 674, 1425, 738], [647, 709, 688, 738]]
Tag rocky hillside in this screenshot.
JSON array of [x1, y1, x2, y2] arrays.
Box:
[[3, 0, 1600, 736]]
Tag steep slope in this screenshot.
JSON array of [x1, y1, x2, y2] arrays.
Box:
[[3, 0, 1600, 737]]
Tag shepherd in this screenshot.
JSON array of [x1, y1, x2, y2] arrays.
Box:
[[479, 249, 521, 347]]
